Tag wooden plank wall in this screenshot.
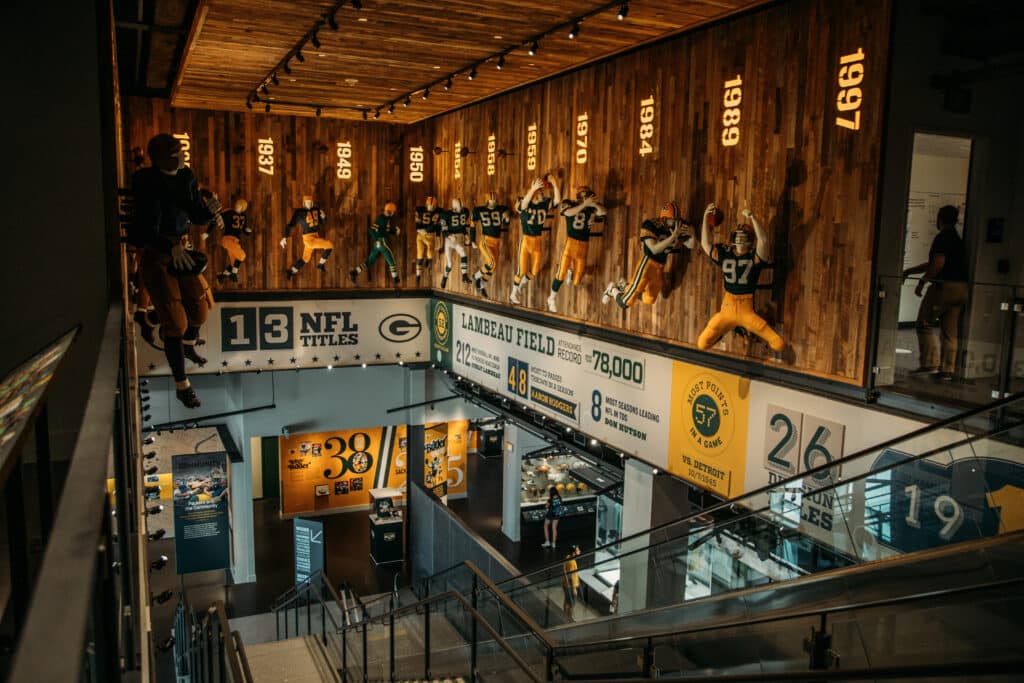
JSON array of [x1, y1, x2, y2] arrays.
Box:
[[408, 0, 891, 385], [124, 96, 413, 290]]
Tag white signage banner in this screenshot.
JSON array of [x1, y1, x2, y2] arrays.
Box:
[[136, 297, 431, 376], [445, 303, 673, 467]]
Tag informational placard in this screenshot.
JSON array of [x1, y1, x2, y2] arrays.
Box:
[[294, 517, 324, 586], [424, 422, 449, 498], [432, 301, 673, 466], [667, 362, 751, 498], [172, 452, 231, 574], [136, 297, 430, 376]]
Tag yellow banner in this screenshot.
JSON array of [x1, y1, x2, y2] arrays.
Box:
[[447, 420, 469, 496], [424, 422, 449, 496], [668, 362, 751, 498]]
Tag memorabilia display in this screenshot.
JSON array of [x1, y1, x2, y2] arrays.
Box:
[[471, 191, 511, 299], [282, 195, 332, 278], [510, 175, 560, 306], [547, 186, 607, 314]]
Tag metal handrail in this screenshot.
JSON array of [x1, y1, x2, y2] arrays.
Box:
[[212, 600, 248, 682], [8, 305, 123, 682], [551, 571, 1024, 655]]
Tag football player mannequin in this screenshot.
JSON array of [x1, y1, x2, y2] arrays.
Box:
[[440, 198, 473, 288], [130, 133, 219, 409], [602, 202, 693, 309], [547, 185, 607, 314], [471, 191, 511, 298], [280, 195, 332, 278], [350, 201, 401, 286], [213, 198, 253, 283], [697, 204, 786, 353], [414, 196, 442, 284], [510, 175, 561, 305]]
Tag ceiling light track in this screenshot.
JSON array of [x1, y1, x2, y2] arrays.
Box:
[[371, 0, 631, 117], [244, 0, 363, 112]]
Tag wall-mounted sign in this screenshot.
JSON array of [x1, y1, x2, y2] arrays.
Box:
[[409, 145, 425, 183], [172, 452, 231, 574], [173, 132, 192, 166], [720, 76, 743, 147], [638, 96, 655, 158], [293, 517, 324, 586], [336, 141, 353, 179], [135, 297, 430, 376], [575, 113, 589, 165], [257, 136, 274, 176], [836, 48, 865, 131], [526, 123, 538, 171]]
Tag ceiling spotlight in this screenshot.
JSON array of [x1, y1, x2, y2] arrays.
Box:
[[150, 555, 169, 570], [284, 60, 292, 74], [468, 67, 477, 80], [528, 41, 539, 55], [156, 635, 175, 653], [148, 528, 166, 542], [444, 77, 453, 91], [373, 109, 380, 119], [327, 364, 333, 370], [496, 55, 505, 70], [145, 450, 157, 459], [245, 99, 253, 110], [153, 589, 174, 605], [617, 3, 629, 20], [145, 465, 159, 476], [403, 95, 411, 107], [422, 88, 430, 100], [265, 103, 271, 113], [361, 363, 367, 368], [590, 438, 598, 445], [387, 103, 395, 114], [296, 49, 305, 62], [362, 110, 368, 120], [316, 107, 322, 117], [144, 436, 156, 445], [350, 0, 362, 8], [271, 74, 279, 86], [142, 413, 152, 422], [569, 22, 581, 39], [147, 504, 164, 515], [311, 32, 321, 49], [327, 13, 339, 30]]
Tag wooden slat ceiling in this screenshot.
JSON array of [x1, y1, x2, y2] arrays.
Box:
[[171, 0, 771, 122]]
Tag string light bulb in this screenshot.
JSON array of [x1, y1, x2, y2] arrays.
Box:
[[444, 77, 453, 91], [617, 3, 629, 20], [468, 67, 477, 80], [496, 55, 505, 70], [528, 41, 539, 55], [569, 22, 581, 39]]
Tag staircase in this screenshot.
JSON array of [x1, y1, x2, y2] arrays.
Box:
[[245, 635, 340, 682]]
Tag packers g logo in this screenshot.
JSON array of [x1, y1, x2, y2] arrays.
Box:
[[432, 301, 451, 348], [684, 374, 735, 456]]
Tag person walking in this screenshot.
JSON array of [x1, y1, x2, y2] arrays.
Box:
[[903, 205, 969, 381], [542, 485, 563, 549]]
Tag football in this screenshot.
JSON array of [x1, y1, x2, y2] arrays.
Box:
[[707, 207, 725, 227]]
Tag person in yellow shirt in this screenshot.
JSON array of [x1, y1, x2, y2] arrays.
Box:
[[562, 544, 581, 621]]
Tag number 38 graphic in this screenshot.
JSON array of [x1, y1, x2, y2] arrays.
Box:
[[323, 432, 374, 479]]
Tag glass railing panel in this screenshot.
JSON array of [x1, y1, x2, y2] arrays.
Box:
[[874, 276, 1017, 407], [474, 587, 549, 679], [488, 393, 1024, 626]]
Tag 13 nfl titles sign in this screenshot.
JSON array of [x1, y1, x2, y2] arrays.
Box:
[[136, 298, 430, 375]]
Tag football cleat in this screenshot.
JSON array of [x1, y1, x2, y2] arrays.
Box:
[[175, 387, 201, 409], [217, 272, 229, 283], [473, 273, 484, 291], [509, 287, 521, 305], [183, 345, 207, 366], [317, 262, 327, 272], [479, 286, 488, 299], [229, 272, 238, 283], [440, 275, 448, 289], [286, 268, 297, 279], [462, 273, 471, 284], [348, 269, 358, 284], [546, 292, 557, 313]]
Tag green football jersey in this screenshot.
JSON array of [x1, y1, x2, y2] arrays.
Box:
[[519, 198, 552, 237]]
